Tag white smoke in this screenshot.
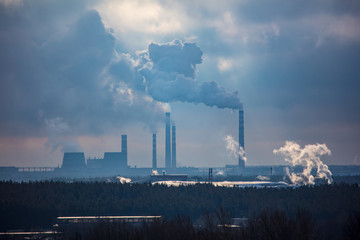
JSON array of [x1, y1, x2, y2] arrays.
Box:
[[256, 175, 270, 181], [117, 176, 131, 184], [273, 141, 333, 185], [216, 170, 226, 176], [225, 135, 247, 163]]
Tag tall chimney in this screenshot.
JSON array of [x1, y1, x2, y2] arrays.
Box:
[[121, 135, 127, 166], [238, 105, 245, 168], [171, 125, 176, 169], [152, 133, 157, 169], [165, 112, 171, 169]]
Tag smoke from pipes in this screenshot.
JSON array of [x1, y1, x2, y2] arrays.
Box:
[[225, 135, 247, 163], [273, 141, 333, 185], [111, 40, 242, 110]]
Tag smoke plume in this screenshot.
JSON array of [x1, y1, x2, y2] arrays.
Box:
[[225, 135, 247, 163], [111, 40, 242, 110], [273, 141, 333, 185]]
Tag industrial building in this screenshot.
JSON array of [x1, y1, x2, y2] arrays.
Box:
[[87, 135, 128, 171], [150, 172, 188, 182], [61, 152, 86, 170], [58, 135, 129, 176]]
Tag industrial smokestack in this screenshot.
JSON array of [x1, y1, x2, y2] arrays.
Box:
[[165, 112, 171, 169], [152, 133, 157, 169], [121, 135, 127, 165], [238, 105, 245, 168], [172, 125, 176, 169]]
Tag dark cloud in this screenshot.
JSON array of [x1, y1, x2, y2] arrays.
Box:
[[0, 1, 166, 142]]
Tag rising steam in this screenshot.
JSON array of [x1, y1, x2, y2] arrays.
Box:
[[225, 135, 247, 163], [273, 141, 332, 185]]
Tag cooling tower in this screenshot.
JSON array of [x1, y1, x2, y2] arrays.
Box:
[[61, 152, 86, 169], [238, 105, 245, 168], [165, 112, 171, 169], [171, 125, 176, 169], [152, 133, 157, 169]]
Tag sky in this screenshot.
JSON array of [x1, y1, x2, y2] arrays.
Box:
[[0, 0, 359, 168]]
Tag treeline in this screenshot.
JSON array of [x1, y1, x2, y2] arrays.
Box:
[[58, 209, 360, 240], [1, 181, 360, 238]]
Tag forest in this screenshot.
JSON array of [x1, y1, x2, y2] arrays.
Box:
[[0, 179, 360, 239]]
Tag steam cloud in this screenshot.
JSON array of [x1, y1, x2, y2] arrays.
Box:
[[111, 40, 242, 110], [273, 141, 333, 185], [225, 135, 247, 163]]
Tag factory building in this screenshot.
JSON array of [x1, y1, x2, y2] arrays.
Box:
[[62, 135, 128, 174]]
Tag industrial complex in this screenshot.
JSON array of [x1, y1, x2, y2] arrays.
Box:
[[55, 108, 246, 176], [0, 108, 247, 178], [1, 106, 358, 181]]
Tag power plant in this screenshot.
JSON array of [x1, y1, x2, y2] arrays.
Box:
[[58, 109, 242, 174], [0, 108, 246, 178], [2, 104, 359, 180]]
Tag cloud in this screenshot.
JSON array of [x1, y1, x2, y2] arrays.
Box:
[[0, 2, 168, 141], [95, 0, 186, 35]]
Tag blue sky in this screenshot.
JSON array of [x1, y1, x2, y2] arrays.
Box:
[[0, 0, 359, 167]]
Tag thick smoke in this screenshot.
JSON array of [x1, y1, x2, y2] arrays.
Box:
[[111, 40, 242, 109], [225, 135, 247, 163], [273, 141, 333, 185]]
